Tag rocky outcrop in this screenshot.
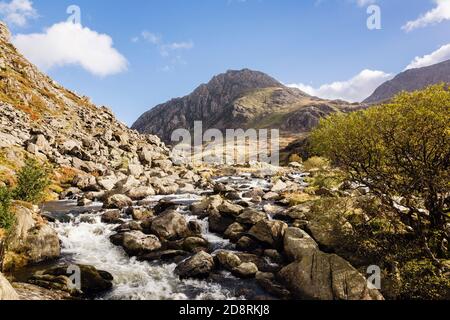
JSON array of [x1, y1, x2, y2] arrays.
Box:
[[4, 206, 60, 271], [279, 250, 383, 300], [279, 227, 383, 300]]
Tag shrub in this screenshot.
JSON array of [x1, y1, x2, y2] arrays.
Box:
[[0, 186, 15, 231], [288, 154, 303, 164], [13, 158, 51, 204], [311, 84, 450, 258], [303, 156, 330, 171]]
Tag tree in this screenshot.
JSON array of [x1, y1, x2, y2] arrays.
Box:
[[13, 157, 51, 204], [0, 186, 14, 231], [311, 84, 450, 260]]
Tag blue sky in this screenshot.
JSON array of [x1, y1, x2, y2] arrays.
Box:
[[1, 0, 450, 125]]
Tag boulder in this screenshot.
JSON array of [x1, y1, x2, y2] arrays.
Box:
[[232, 262, 258, 279], [208, 211, 235, 234], [139, 147, 153, 165], [33, 264, 113, 296], [0, 273, 19, 300], [237, 209, 267, 226], [150, 210, 189, 240], [122, 231, 162, 256], [283, 227, 319, 262], [304, 209, 353, 250], [263, 192, 281, 201], [249, 220, 288, 248], [5, 206, 60, 270], [128, 164, 144, 178], [101, 210, 122, 224], [97, 176, 118, 191], [104, 194, 133, 209], [236, 236, 260, 251], [190, 195, 223, 216], [218, 201, 244, 216], [271, 180, 287, 193], [129, 208, 154, 221], [153, 199, 179, 215], [215, 251, 242, 271], [73, 174, 97, 191], [279, 251, 384, 300], [175, 251, 215, 279], [127, 186, 155, 200], [182, 237, 209, 252], [139, 250, 188, 262], [255, 272, 291, 299], [115, 221, 143, 232], [224, 222, 245, 242]]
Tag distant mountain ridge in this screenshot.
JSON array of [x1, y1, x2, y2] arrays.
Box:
[[132, 69, 360, 144], [364, 59, 450, 104]]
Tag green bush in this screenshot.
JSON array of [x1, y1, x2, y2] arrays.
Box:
[[0, 186, 15, 231], [303, 156, 330, 171], [311, 84, 450, 251], [13, 158, 51, 204]]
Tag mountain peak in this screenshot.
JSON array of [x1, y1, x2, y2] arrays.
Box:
[[203, 68, 284, 92], [132, 69, 355, 143], [364, 59, 450, 104]]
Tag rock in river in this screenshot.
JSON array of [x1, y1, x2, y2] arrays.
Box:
[[122, 231, 162, 256], [175, 251, 215, 279]]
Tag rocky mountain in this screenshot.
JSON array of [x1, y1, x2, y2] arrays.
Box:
[[132, 69, 361, 144], [0, 20, 183, 194], [364, 59, 450, 104]]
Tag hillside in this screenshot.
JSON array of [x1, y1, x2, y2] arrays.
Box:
[[0, 21, 178, 194], [364, 59, 450, 104]]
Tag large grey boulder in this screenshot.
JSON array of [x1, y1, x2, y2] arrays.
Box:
[[283, 227, 319, 262], [249, 219, 288, 248], [5, 206, 60, 269], [104, 194, 133, 209], [175, 251, 215, 279], [122, 231, 162, 256], [150, 210, 189, 240], [279, 251, 384, 300]]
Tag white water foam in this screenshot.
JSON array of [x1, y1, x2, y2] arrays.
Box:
[[53, 214, 236, 300]]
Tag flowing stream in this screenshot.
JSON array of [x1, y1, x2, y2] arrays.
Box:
[[35, 175, 286, 300]]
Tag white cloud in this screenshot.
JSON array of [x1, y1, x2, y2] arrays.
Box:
[[406, 43, 450, 69], [160, 41, 194, 57], [136, 30, 193, 70], [141, 31, 161, 45], [0, 0, 37, 27], [138, 30, 194, 57], [288, 69, 392, 102], [13, 22, 128, 77], [402, 0, 450, 32]]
